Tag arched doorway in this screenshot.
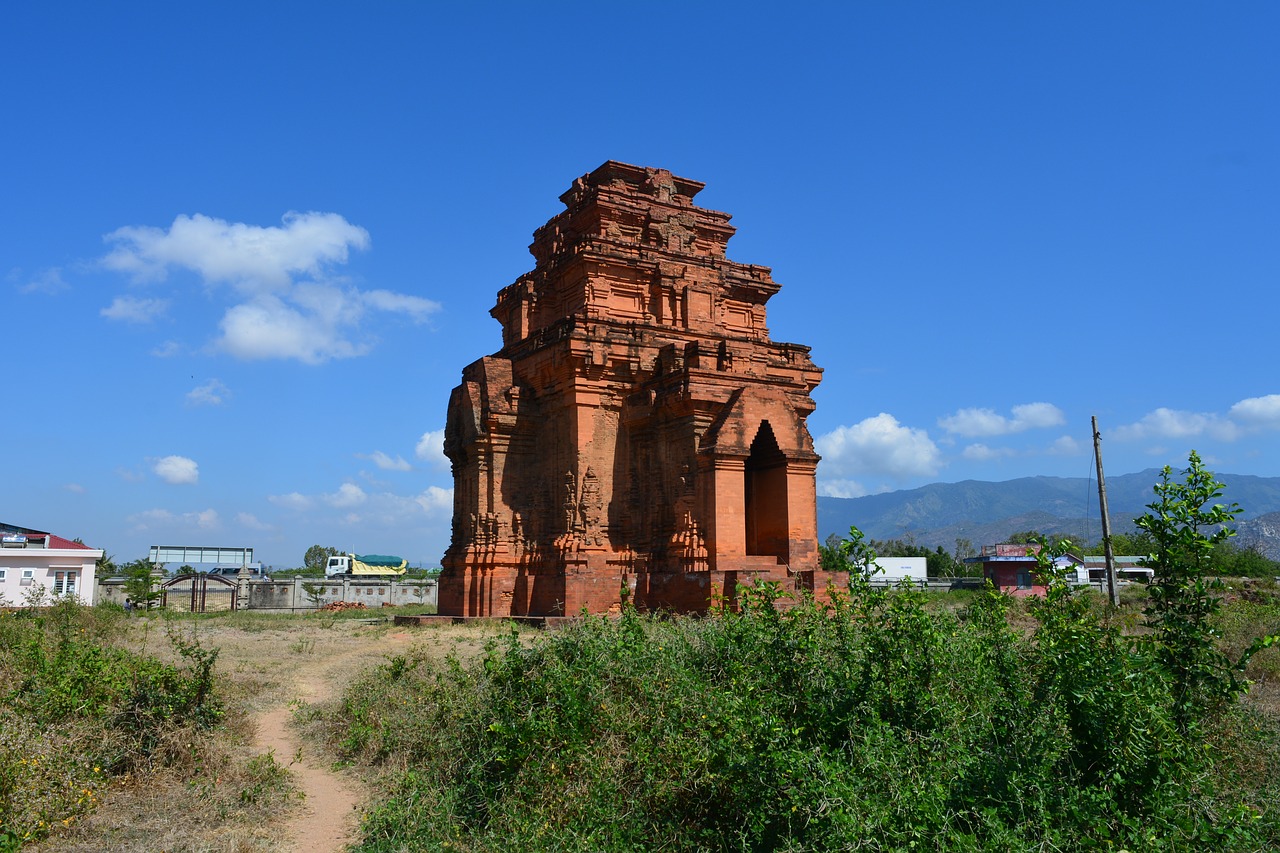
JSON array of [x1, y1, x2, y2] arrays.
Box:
[[744, 420, 789, 560]]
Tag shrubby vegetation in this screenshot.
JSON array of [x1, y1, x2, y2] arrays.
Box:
[[320, 454, 1280, 852], [0, 600, 280, 849]]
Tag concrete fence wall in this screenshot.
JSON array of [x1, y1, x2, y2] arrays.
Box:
[[96, 574, 438, 612]]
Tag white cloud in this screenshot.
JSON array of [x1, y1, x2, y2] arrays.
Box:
[[325, 483, 367, 508], [815, 413, 942, 480], [153, 455, 199, 485], [1228, 394, 1280, 429], [101, 211, 436, 364], [151, 340, 182, 357], [1113, 407, 1238, 442], [268, 492, 312, 511], [416, 486, 454, 513], [235, 512, 272, 531], [65, 483, 85, 494], [415, 428, 449, 470], [192, 508, 219, 528], [1047, 435, 1083, 456], [186, 379, 230, 406], [938, 402, 1065, 437], [128, 507, 219, 532], [103, 211, 370, 289], [17, 267, 68, 295], [361, 451, 412, 472], [962, 443, 1016, 461], [362, 289, 441, 322], [101, 295, 169, 323], [217, 292, 372, 364], [817, 479, 872, 499]]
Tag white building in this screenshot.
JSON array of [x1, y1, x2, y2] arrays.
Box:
[[0, 523, 103, 605]]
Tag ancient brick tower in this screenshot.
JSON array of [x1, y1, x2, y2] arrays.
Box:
[[438, 161, 841, 617]]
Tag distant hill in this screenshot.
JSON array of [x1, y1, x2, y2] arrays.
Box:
[[1235, 512, 1280, 561], [817, 470, 1280, 554]]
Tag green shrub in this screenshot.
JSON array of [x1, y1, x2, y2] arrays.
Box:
[[325, 583, 1278, 851], [0, 601, 224, 845]]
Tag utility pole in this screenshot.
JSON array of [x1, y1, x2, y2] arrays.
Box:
[[1092, 416, 1119, 606]]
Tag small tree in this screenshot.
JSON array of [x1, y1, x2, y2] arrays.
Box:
[[304, 545, 339, 573], [301, 581, 327, 609], [121, 559, 163, 610], [1136, 451, 1275, 732]]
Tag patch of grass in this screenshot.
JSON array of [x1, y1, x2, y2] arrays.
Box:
[[0, 600, 291, 850]]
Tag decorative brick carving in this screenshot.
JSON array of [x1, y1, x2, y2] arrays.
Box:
[[438, 161, 844, 617]]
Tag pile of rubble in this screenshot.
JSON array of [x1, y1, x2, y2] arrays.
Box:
[[316, 601, 368, 612]]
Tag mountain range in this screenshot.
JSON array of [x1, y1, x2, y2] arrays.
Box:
[[817, 470, 1280, 559]]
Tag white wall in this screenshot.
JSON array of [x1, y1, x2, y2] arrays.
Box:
[[0, 547, 101, 605], [872, 556, 928, 582]]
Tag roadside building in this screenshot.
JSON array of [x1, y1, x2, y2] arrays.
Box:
[[1078, 555, 1154, 585], [0, 523, 103, 605], [964, 542, 1078, 598]]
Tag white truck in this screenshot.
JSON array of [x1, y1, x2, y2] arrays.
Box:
[[325, 553, 408, 578]]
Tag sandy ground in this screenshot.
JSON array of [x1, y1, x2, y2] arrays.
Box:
[[248, 624, 415, 852], [223, 617, 499, 852]]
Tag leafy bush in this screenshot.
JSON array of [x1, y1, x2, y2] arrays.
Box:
[[326, 595, 1276, 850], [318, 455, 1280, 852], [0, 600, 224, 846]]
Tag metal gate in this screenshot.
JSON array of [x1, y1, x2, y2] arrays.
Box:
[[161, 573, 238, 613]]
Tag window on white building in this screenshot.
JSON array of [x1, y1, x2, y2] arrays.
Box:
[[53, 571, 78, 596], [21, 569, 34, 586], [0, 568, 7, 581]]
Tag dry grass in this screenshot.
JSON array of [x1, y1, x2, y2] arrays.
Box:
[[26, 611, 504, 852]]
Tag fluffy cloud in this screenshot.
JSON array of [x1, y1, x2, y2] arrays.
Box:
[[325, 483, 367, 508], [101, 211, 440, 364], [103, 211, 370, 289], [815, 414, 942, 480], [235, 512, 272, 531], [127, 507, 219, 532], [417, 486, 453, 513], [268, 492, 312, 511], [186, 379, 230, 406], [151, 340, 182, 357], [101, 295, 169, 323], [1047, 435, 1082, 456], [361, 450, 412, 472], [1228, 394, 1280, 429], [415, 428, 449, 470], [962, 443, 1016, 461], [938, 402, 1065, 437], [153, 455, 199, 485], [64, 483, 85, 493], [817, 479, 873, 499], [269, 483, 452, 524], [362, 289, 440, 322], [16, 267, 68, 295], [217, 292, 372, 364], [1112, 407, 1238, 442]]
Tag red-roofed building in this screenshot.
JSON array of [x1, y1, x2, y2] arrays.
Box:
[[963, 542, 1080, 598], [1, 523, 103, 605]]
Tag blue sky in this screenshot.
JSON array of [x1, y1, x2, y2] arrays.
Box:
[[4, 3, 1278, 568]]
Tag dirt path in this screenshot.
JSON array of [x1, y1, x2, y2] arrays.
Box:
[[251, 626, 415, 853]]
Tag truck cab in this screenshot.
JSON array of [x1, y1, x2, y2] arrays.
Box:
[[326, 555, 353, 577]]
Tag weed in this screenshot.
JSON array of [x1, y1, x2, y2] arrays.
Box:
[[0, 601, 228, 846]]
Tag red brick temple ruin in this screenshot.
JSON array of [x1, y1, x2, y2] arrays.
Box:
[[438, 161, 845, 617]]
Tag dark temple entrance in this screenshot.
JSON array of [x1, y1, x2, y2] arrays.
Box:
[[745, 420, 789, 559]]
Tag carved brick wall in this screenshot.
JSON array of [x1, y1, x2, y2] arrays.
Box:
[[439, 161, 843, 617]]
